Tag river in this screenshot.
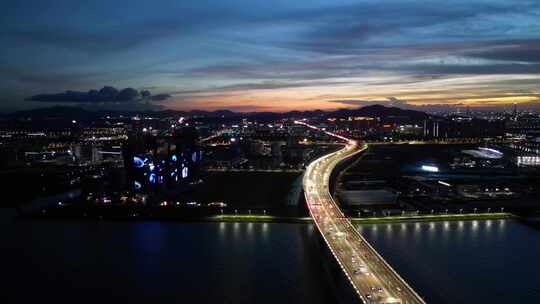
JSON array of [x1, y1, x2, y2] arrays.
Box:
[[2, 209, 539, 303], [358, 219, 540, 303]]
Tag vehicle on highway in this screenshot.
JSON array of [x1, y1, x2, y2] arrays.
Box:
[[354, 265, 371, 276], [207, 202, 227, 207], [378, 297, 402, 304]]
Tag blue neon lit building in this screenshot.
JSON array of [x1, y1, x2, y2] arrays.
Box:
[[123, 126, 201, 197]]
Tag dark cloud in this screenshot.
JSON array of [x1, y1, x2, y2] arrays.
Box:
[[27, 86, 170, 103], [0, 62, 102, 89], [466, 41, 540, 63], [151, 94, 172, 101], [1, 4, 247, 55], [396, 63, 540, 76], [268, 1, 527, 54], [179, 39, 540, 84], [181, 59, 372, 82], [3, 1, 540, 111], [217, 80, 355, 91]]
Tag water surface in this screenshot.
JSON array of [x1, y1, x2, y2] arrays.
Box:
[[358, 219, 540, 304], [1, 210, 334, 304], [3, 209, 540, 304]]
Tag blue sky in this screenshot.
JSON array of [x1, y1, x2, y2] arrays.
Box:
[[1, 0, 540, 111]]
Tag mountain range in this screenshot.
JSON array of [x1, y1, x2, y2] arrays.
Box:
[[1, 104, 431, 122]]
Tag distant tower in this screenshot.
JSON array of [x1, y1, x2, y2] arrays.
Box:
[[432, 121, 440, 138], [513, 102, 518, 120], [173, 126, 201, 181], [91, 146, 101, 163]]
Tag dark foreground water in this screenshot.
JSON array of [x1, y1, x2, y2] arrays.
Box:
[[2, 209, 540, 304], [0, 209, 333, 304], [358, 220, 540, 304]]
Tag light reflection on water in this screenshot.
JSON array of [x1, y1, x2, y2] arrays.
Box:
[[219, 221, 226, 235], [2, 206, 539, 304], [215, 222, 271, 241], [356, 219, 539, 304], [0, 210, 335, 304], [247, 222, 254, 236], [359, 220, 509, 240]]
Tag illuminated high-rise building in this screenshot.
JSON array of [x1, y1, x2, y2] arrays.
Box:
[[123, 126, 201, 198]]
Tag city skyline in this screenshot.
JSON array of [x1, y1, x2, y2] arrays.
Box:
[[2, 0, 540, 112], [2, 2, 540, 303]]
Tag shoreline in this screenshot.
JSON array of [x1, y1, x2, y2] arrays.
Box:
[[14, 209, 516, 224], [349, 212, 512, 224]]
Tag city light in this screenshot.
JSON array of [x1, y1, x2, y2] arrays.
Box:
[[182, 166, 189, 178], [4, 2, 540, 302], [438, 181, 451, 187], [478, 147, 503, 155], [133, 156, 145, 168], [421, 165, 439, 172]]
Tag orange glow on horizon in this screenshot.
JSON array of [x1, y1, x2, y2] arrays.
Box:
[[155, 76, 540, 112]]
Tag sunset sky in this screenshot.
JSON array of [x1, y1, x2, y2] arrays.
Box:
[[1, 0, 540, 112]]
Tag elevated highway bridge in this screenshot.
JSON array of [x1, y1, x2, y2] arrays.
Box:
[[298, 121, 425, 304]]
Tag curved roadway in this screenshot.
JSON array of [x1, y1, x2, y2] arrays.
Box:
[[303, 140, 426, 304]]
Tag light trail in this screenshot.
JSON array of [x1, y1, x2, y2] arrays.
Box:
[[299, 120, 425, 304], [294, 120, 354, 144]]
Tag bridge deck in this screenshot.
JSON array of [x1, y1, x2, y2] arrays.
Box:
[[304, 143, 426, 304]]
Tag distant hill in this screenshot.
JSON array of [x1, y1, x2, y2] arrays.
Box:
[[6, 106, 98, 120], [4, 104, 430, 122], [327, 105, 430, 121]]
